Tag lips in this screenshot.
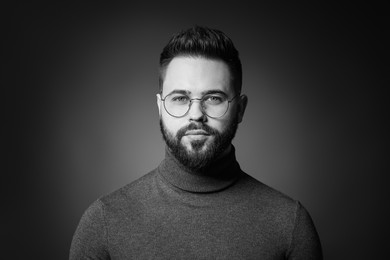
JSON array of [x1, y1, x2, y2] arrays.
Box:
[[185, 130, 210, 136]]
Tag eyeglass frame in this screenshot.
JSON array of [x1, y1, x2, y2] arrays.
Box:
[[159, 92, 241, 119]]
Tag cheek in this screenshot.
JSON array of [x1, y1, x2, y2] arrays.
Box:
[[207, 119, 229, 133], [161, 113, 183, 134], [210, 109, 238, 132]]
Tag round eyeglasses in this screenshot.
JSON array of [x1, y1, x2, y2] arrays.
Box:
[[161, 92, 239, 118]]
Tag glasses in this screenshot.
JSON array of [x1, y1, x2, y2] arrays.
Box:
[[161, 92, 239, 118]]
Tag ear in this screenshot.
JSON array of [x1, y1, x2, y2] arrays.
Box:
[[156, 93, 162, 116], [237, 94, 248, 123]]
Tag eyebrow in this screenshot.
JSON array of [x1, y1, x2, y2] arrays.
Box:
[[166, 89, 191, 96], [165, 89, 228, 96], [200, 90, 227, 96]]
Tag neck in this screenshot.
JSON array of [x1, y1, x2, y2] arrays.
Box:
[[217, 144, 232, 160], [158, 145, 242, 193]]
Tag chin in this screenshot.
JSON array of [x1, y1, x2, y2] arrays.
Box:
[[183, 139, 210, 153]]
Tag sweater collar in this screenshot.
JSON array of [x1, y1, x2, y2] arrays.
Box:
[[158, 145, 242, 193]]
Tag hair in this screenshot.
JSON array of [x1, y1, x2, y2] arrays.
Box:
[[159, 26, 242, 94]]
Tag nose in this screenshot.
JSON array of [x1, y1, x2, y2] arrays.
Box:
[[188, 99, 206, 121]]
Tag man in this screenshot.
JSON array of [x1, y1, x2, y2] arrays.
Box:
[[70, 26, 322, 259]]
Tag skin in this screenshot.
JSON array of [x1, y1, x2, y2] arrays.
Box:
[[157, 56, 248, 157]]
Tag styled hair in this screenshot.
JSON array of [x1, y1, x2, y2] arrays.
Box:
[[159, 26, 242, 94]]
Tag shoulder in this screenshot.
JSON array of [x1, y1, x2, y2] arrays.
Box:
[[239, 173, 296, 204], [236, 173, 320, 243], [236, 173, 300, 220], [97, 169, 159, 212]]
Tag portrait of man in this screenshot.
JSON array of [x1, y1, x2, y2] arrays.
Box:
[[11, 2, 386, 259], [70, 26, 322, 259]]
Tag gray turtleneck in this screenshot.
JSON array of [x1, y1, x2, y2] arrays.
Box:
[[70, 147, 322, 259]]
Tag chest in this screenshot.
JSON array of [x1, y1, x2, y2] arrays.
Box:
[[106, 203, 288, 259]]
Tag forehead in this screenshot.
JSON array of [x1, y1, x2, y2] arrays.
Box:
[[162, 57, 233, 96]]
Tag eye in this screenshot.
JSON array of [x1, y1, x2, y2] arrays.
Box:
[[204, 95, 224, 105], [169, 95, 190, 104]]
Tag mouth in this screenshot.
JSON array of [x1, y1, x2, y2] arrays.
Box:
[[185, 130, 210, 136]]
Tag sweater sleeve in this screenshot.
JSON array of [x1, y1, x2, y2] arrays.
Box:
[[69, 200, 110, 260], [286, 202, 323, 260]]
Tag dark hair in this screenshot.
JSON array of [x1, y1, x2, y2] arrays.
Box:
[[159, 26, 242, 94]]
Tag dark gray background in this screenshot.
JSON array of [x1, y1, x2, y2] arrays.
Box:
[[10, 1, 388, 259]]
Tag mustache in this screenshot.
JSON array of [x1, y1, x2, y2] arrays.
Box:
[[176, 123, 219, 140]]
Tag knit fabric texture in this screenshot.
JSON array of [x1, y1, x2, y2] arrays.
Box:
[[70, 147, 322, 259]]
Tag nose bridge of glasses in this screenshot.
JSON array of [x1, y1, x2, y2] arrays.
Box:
[[189, 97, 206, 112], [190, 98, 203, 105]]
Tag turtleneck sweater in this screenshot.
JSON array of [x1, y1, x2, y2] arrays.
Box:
[[70, 146, 322, 259]]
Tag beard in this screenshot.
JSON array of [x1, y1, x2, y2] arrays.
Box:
[[160, 117, 239, 172]]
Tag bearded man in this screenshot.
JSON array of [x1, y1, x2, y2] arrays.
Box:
[[70, 26, 322, 259]]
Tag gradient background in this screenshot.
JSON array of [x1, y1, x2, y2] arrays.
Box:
[[10, 2, 388, 259]]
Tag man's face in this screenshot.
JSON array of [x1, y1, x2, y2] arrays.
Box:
[[157, 57, 246, 171]]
